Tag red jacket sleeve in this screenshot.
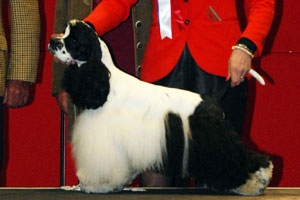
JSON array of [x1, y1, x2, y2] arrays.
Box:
[[242, 0, 275, 55], [84, 0, 137, 36]]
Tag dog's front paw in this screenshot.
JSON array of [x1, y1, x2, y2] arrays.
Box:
[[61, 184, 82, 192], [79, 182, 123, 194], [230, 161, 273, 196]]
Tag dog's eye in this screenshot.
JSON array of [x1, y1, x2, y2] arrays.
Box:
[[65, 36, 78, 48]]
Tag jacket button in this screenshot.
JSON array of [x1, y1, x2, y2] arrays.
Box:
[[136, 42, 144, 49], [184, 19, 190, 25], [184, 0, 188, 2], [135, 21, 142, 28]]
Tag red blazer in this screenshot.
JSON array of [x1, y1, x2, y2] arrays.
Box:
[[85, 0, 275, 82]]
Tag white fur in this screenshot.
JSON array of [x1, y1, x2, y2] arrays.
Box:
[[71, 39, 203, 193], [231, 162, 274, 195], [53, 44, 73, 63]]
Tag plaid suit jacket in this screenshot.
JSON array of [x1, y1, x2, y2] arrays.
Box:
[[0, 0, 40, 95]]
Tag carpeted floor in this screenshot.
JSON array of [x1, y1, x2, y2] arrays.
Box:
[[0, 187, 299, 200]]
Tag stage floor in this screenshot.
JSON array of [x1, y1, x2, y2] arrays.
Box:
[[0, 187, 299, 200]]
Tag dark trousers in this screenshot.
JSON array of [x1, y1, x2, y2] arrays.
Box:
[[154, 46, 248, 135], [141, 46, 248, 187]]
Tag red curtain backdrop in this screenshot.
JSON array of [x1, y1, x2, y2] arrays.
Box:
[[1, 0, 299, 187]]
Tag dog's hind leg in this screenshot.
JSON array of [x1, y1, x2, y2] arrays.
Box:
[[230, 158, 273, 195], [188, 98, 273, 195]]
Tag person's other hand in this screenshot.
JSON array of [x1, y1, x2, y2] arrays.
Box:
[[227, 49, 252, 87], [55, 91, 69, 114]]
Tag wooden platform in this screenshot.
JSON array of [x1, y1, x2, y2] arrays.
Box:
[[0, 187, 299, 200]]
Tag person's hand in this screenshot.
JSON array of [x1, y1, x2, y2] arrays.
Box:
[[227, 49, 252, 87], [3, 80, 32, 108], [55, 91, 69, 114]]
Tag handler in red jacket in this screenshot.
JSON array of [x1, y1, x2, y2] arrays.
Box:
[[85, 0, 274, 83], [83, 0, 275, 187]]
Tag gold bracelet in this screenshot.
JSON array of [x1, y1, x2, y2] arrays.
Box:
[[232, 45, 254, 59]]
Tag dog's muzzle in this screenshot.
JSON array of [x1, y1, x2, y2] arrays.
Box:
[[48, 37, 64, 55]]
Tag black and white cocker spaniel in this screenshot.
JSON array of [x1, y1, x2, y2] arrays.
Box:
[[48, 20, 273, 195]]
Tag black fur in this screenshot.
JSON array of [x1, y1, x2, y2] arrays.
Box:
[[64, 21, 100, 63], [62, 61, 110, 109], [188, 95, 271, 190], [164, 112, 186, 184]]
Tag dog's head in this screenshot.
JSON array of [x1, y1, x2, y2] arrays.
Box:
[[49, 20, 110, 109], [48, 19, 102, 64]]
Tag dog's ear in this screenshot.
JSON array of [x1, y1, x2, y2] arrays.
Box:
[[62, 60, 110, 109], [88, 41, 102, 64], [83, 21, 102, 63]]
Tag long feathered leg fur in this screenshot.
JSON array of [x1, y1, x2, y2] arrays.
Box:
[[187, 95, 273, 195]]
